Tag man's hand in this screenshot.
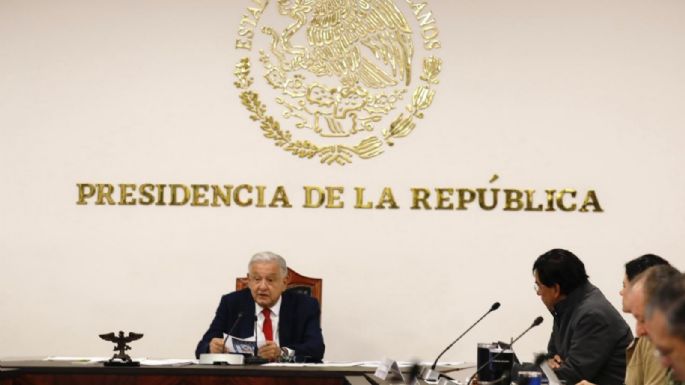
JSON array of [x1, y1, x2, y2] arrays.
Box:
[[548, 354, 563, 369], [258, 341, 281, 362], [209, 338, 226, 353]]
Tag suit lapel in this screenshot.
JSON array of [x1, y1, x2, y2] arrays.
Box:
[[237, 291, 257, 338]]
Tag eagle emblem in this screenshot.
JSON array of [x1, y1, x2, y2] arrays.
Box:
[[233, 0, 442, 165], [264, 0, 413, 89]]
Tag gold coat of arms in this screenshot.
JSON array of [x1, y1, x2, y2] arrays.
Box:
[[233, 0, 442, 165]]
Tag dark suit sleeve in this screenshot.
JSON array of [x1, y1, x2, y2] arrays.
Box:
[[554, 312, 616, 384], [282, 296, 325, 362], [195, 295, 232, 359], [547, 332, 557, 356]]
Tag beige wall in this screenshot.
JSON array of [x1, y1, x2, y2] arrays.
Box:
[[1, 0, 684, 365]]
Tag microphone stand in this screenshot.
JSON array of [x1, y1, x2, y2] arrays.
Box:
[[421, 302, 501, 381], [464, 317, 544, 385], [198, 312, 246, 365], [222, 312, 244, 350], [244, 314, 268, 365]]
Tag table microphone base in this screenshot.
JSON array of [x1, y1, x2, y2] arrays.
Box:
[[244, 356, 269, 365], [419, 366, 441, 381], [198, 353, 244, 365]]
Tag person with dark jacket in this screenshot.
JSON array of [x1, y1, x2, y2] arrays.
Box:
[[533, 249, 633, 385], [195, 251, 324, 362]]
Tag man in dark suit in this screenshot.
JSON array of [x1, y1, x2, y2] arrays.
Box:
[[195, 251, 325, 362], [533, 249, 633, 385]]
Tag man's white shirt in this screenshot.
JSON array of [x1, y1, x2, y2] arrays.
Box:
[[255, 296, 281, 346]]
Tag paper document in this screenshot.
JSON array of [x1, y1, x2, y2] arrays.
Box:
[[222, 334, 266, 354], [139, 359, 196, 366], [44, 357, 111, 363], [540, 361, 562, 385], [360, 360, 466, 368]]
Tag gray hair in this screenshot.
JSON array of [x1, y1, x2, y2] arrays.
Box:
[[638, 265, 680, 316], [668, 297, 685, 340], [249, 251, 288, 277], [645, 270, 685, 321]]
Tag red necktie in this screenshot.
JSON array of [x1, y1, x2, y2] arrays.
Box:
[[262, 308, 273, 341]]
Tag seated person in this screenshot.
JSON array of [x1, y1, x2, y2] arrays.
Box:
[[195, 251, 325, 362], [577, 254, 672, 385], [533, 249, 632, 385], [622, 258, 675, 385], [643, 268, 685, 383]]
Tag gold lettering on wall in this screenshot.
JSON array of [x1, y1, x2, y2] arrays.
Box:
[[76, 177, 604, 213]]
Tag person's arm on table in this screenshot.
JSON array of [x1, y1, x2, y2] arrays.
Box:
[[195, 296, 231, 358]]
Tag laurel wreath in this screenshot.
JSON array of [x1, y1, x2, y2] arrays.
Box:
[[234, 56, 441, 165]]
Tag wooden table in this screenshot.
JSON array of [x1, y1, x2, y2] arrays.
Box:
[[0, 360, 382, 385]]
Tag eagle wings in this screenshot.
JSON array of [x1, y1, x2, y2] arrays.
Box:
[[277, 0, 414, 89], [99, 331, 143, 344]]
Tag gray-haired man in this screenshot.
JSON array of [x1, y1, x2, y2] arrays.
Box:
[[195, 251, 325, 362], [644, 270, 685, 382]]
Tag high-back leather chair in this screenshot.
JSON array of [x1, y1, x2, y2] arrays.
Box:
[[236, 267, 322, 307]]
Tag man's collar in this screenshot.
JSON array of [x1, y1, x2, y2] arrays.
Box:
[[553, 281, 592, 315], [255, 296, 282, 316]]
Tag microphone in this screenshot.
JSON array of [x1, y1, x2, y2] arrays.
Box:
[[432, 302, 501, 369], [421, 302, 501, 381], [222, 312, 244, 351], [466, 316, 544, 385], [244, 314, 269, 365], [198, 312, 247, 365], [510, 316, 543, 345], [253, 314, 259, 357]]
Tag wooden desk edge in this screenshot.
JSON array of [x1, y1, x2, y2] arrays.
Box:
[[345, 374, 377, 385]]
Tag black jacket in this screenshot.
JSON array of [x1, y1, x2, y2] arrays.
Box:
[[195, 289, 325, 362], [548, 282, 633, 385]]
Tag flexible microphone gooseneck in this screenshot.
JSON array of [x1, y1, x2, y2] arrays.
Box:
[[244, 314, 269, 365], [431, 302, 501, 370], [420, 302, 501, 381], [253, 314, 259, 357], [510, 316, 543, 346], [465, 316, 544, 385], [222, 312, 244, 351], [199, 312, 246, 365]]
